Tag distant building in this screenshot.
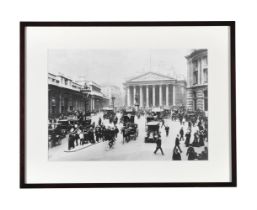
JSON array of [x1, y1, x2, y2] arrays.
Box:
[[185, 49, 208, 112], [76, 80, 109, 112], [123, 71, 186, 108], [101, 85, 123, 108]]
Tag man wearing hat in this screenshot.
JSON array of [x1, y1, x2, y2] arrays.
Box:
[[154, 133, 164, 155], [185, 130, 191, 147], [175, 134, 182, 153], [165, 125, 170, 137]]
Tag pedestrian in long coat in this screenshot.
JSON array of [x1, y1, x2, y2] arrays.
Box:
[[175, 134, 182, 153], [179, 127, 184, 141], [186, 146, 197, 160], [165, 126, 170, 137], [154, 136, 164, 155], [192, 132, 199, 147], [114, 126, 119, 138], [172, 146, 181, 160], [95, 126, 100, 142], [188, 121, 192, 129], [198, 146, 208, 160], [199, 130, 205, 147], [185, 131, 191, 147], [68, 133, 75, 150], [88, 127, 95, 144]]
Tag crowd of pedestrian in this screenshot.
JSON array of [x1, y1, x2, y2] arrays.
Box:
[[49, 107, 208, 161], [68, 117, 119, 150], [172, 116, 208, 161]]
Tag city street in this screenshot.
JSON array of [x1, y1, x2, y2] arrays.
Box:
[[49, 112, 207, 161]]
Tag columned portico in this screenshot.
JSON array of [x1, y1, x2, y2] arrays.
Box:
[[127, 87, 130, 106], [124, 72, 185, 108], [159, 85, 163, 106], [146, 85, 149, 107], [152, 85, 155, 107], [140, 86, 143, 107]]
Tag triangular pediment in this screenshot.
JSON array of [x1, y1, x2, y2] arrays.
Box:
[[127, 72, 175, 83]]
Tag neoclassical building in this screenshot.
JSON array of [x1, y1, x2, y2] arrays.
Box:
[[48, 73, 109, 118], [101, 85, 123, 108], [185, 49, 208, 112], [123, 72, 186, 108]]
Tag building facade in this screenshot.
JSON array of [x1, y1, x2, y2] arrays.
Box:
[[48, 73, 85, 118], [48, 73, 109, 118], [185, 49, 208, 112], [101, 85, 123, 108], [85, 81, 110, 112], [123, 72, 186, 108]]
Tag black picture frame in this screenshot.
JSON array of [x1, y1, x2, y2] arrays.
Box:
[[20, 21, 236, 188]]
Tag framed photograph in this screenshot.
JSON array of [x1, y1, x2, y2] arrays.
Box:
[[20, 21, 236, 188]]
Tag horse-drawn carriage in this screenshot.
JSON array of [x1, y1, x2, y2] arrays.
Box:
[[121, 109, 138, 142], [103, 107, 115, 121], [48, 122, 66, 148], [57, 118, 79, 134], [171, 108, 179, 121], [120, 108, 135, 123], [81, 117, 92, 129], [145, 121, 160, 143], [151, 107, 164, 120], [103, 107, 114, 119], [163, 107, 171, 119], [122, 123, 138, 142], [146, 115, 155, 123]]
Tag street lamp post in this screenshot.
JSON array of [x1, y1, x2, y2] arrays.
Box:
[[96, 99, 99, 112], [80, 83, 90, 117], [111, 96, 115, 110]]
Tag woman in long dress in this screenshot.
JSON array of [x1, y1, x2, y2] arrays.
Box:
[[186, 146, 197, 160], [185, 130, 191, 147], [172, 146, 181, 160], [68, 134, 75, 150]]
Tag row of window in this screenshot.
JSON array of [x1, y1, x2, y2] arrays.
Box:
[[192, 90, 208, 111], [193, 68, 208, 85], [192, 56, 208, 85]]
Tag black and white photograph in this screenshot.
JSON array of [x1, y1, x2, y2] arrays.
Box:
[[20, 22, 236, 187], [48, 49, 208, 161]]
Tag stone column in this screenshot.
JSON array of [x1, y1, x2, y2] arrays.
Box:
[[152, 85, 155, 107], [173, 85, 176, 105], [159, 85, 163, 106], [59, 93, 62, 113], [166, 84, 169, 106], [146, 85, 149, 107], [127, 86, 130, 106], [91, 99, 93, 111], [133, 86, 136, 105], [140, 86, 143, 107]]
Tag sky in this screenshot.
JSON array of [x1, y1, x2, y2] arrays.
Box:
[[48, 49, 191, 88]]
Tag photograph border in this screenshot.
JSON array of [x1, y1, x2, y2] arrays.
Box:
[[20, 21, 236, 188]]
